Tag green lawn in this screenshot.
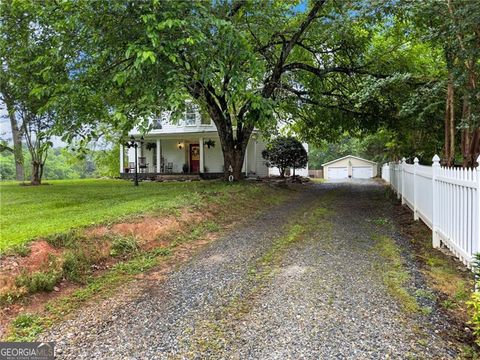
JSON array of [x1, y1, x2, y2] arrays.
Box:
[[0, 179, 260, 252]]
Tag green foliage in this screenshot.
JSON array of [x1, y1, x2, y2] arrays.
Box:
[[62, 250, 91, 283], [110, 236, 139, 257], [15, 270, 62, 294], [6, 243, 31, 257], [0, 152, 16, 180], [308, 136, 362, 169], [0, 146, 121, 181], [262, 137, 308, 177], [46, 230, 83, 249], [0, 178, 269, 252], [9, 313, 44, 341], [5, 1, 420, 180], [308, 125, 442, 169], [373, 235, 419, 313], [94, 145, 120, 178], [467, 254, 480, 346]]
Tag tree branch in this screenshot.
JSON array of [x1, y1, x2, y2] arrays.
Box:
[[262, 0, 327, 97]]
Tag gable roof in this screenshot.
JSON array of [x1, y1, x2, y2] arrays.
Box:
[[322, 155, 377, 167]]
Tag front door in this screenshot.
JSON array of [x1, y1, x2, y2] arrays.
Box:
[[189, 144, 200, 173]]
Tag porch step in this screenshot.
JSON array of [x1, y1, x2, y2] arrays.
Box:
[[155, 174, 201, 181]]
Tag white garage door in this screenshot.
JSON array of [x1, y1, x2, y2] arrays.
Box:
[[328, 167, 348, 179], [352, 166, 373, 179]]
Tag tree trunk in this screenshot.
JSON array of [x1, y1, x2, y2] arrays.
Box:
[[5, 98, 24, 181], [31, 161, 42, 185], [222, 146, 245, 180], [444, 74, 455, 166], [470, 128, 480, 166]]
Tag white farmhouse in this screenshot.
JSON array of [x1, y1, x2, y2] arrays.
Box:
[[120, 105, 306, 179]]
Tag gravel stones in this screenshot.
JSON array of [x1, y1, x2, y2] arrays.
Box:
[[41, 181, 458, 359]]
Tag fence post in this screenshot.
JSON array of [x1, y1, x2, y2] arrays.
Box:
[[396, 160, 401, 199], [476, 155, 480, 259], [390, 162, 394, 190], [413, 157, 419, 220], [383, 163, 390, 183], [401, 157, 406, 204], [432, 154, 441, 248]]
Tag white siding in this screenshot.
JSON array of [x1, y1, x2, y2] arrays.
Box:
[[125, 113, 271, 176], [161, 139, 187, 173], [130, 111, 217, 136], [323, 156, 376, 180], [255, 140, 268, 177], [204, 140, 224, 173]]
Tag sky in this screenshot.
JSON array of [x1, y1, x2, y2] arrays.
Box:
[[0, 104, 11, 139], [0, 101, 65, 147]]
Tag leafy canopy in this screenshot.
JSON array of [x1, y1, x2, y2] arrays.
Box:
[[262, 136, 308, 177]]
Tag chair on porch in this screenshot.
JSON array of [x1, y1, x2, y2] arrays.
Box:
[[160, 157, 165, 173], [138, 157, 149, 173], [165, 162, 173, 173], [128, 162, 135, 173]]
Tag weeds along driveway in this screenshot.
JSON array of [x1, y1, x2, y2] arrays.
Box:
[[42, 181, 457, 359]]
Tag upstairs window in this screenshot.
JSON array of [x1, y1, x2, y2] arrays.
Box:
[[152, 118, 162, 129], [185, 103, 197, 126]]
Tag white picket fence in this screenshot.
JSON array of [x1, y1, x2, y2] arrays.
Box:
[[382, 155, 480, 267]]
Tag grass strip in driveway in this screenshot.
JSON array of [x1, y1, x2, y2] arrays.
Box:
[[372, 234, 419, 313], [185, 197, 335, 357]]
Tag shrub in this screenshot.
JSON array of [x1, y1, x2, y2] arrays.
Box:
[[467, 253, 480, 345], [0, 288, 26, 306], [15, 270, 62, 293], [46, 230, 83, 248], [110, 236, 139, 257], [62, 250, 91, 283], [262, 136, 308, 178], [10, 313, 44, 341]]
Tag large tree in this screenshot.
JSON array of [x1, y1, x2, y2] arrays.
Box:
[[404, 0, 480, 167], [34, 0, 396, 180], [0, 2, 27, 181], [0, 0, 70, 184]]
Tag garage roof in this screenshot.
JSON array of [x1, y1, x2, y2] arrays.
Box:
[[322, 155, 377, 167]]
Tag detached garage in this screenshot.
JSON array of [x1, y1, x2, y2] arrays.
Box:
[[323, 155, 377, 180]]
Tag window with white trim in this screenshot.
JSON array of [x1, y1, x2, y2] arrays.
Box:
[[152, 118, 162, 129], [185, 103, 197, 126]]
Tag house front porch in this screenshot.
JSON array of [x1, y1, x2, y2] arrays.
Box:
[[119, 172, 209, 181], [119, 132, 267, 180]]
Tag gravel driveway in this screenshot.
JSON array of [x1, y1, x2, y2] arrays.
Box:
[[42, 180, 457, 359]]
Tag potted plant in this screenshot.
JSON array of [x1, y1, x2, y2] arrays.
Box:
[[146, 142, 156, 151], [182, 163, 189, 173], [204, 139, 215, 149]]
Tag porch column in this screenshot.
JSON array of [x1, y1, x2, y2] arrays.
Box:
[[137, 142, 140, 173], [199, 137, 204, 173], [156, 139, 161, 173], [119, 144, 124, 174]]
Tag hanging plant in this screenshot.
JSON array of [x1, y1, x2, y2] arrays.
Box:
[[145, 142, 156, 151], [204, 139, 215, 149]]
